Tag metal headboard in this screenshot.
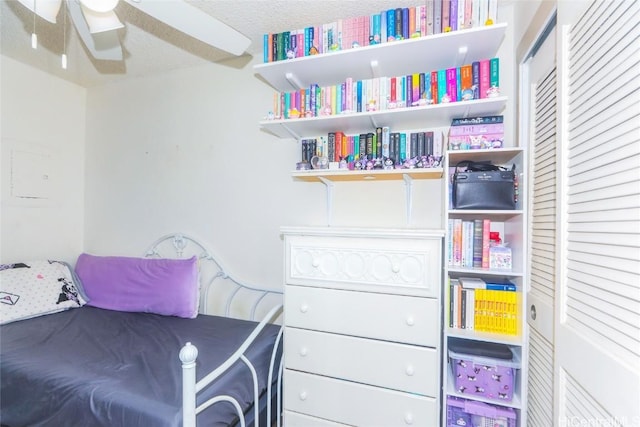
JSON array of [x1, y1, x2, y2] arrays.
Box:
[[144, 233, 282, 322]]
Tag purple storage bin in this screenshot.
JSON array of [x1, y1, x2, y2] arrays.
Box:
[[449, 348, 518, 402], [447, 396, 517, 427]]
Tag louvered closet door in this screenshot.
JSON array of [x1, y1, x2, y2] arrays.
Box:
[[556, 0, 640, 424], [524, 22, 557, 427]]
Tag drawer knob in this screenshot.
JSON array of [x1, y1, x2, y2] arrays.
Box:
[[299, 391, 308, 401], [405, 365, 415, 376], [299, 347, 308, 357], [405, 316, 415, 326], [300, 304, 309, 313], [392, 263, 400, 273], [404, 413, 414, 425], [311, 258, 320, 268]]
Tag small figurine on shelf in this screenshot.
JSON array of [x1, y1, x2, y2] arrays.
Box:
[[402, 157, 417, 169], [354, 158, 364, 170], [265, 111, 276, 120], [365, 159, 375, 170], [383, 158, 395, 170], [440, 93, 452, 103], [339, 158, 348, 169], [461, 85, 476, 101], [288, 108, 300, 119], [308, 46, 319, 55], [373, 158, 384, 170], [366, 99, 377, 112], [487, 85, 501, 98]]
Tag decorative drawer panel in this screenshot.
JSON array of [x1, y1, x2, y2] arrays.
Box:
[[285, 327, 439, 397], [284, 370, 438, 426], [285, 234, 442, 298], [285, 285, 439, 347], [284, 411, 351, 426]]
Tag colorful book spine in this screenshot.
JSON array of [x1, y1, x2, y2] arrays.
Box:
[[482, 219, 491, 268], [442, 0, 451, 31], [473, 219, 484, 268], [433, 0, 442, 34], [479, 59, 491, 99], [460, 64, 473, 100], [453, 218, 463, 266], [431, 71, 439, 104], [446, 67, 458, 102], [451, 115, 504, 126], [490, 57, 500, 89], [437, 69, 447, 103], [387, 9, 396, 40], [449, 0, 458, 31]]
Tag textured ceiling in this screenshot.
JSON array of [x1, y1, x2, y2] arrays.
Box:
[[1, 0, 429, 88]]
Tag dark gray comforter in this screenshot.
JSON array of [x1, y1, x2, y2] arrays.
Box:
[[0, 306, 280, 426]]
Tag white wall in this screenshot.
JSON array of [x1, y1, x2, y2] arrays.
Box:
[[82, 56, 444, 290], [0, 55, 86, 264]]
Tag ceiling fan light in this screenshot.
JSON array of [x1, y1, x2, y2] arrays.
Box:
[[80, 5, 124, 33], [17, 0, 62, 23], [79, 0, 119, 13]]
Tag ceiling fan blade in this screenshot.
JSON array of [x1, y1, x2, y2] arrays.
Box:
[[67, 0, 123, 60], [122, 0, 251, 56], [17, 0, 63, 23]]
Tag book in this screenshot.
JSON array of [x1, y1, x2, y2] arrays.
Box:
[[459, 276, 486, 289], [479, 59, 491, 99], [473, 219, 483, 268], [387, 9, 396, 41], [449, 0, 458, 31], [442, 0, 450, 31], [451, 115, 504, 126], [437, 69, 447, 103], [382, 126, 390, 158], [425, 0, 434, 35], [465, 288, 475, 330], [433, 0, 442, 34], [395, 8, 403, 40], [462, 220, 474, 268], [459, 64, 473, 100], [431, 70, 439, 104], [482, 219, 491, 268], [446, 67, 458, 102], [490, 57, 500, 90], [452, 218, 463, 266]]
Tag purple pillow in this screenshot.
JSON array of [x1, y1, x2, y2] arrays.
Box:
[[75, 253, 199, 318]]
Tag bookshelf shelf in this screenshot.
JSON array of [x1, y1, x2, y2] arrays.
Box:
[[254, 23, 507, 92], [259, 97, 507, 139], [291, 167, 443, 182]]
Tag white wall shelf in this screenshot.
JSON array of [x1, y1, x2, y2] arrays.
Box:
[[254, 23, 507, 92], [259, 97, 507, 139]]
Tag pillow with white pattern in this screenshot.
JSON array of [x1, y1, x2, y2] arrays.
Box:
[[0, 260, 88, 325]]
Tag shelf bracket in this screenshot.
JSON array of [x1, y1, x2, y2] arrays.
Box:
[[280, 123, 301, 140], [457, 46, 469, 66], [403, 173, 413, 225], [285, 72, 304, 90], [318, 177, 335, 226], [370, 60, 380, 79]]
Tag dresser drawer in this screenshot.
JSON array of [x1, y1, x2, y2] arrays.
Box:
[[284, 411, 350, 426], [284, 370, 438, 427], [285, 327, 439, 396], [285, 285, 439, 347], [285, 233, 442, 298]]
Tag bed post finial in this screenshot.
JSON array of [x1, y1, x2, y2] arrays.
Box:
[[180, 342, 198, 427], [173, 234, 187, 258]]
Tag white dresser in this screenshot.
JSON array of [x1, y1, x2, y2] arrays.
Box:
[[281, 227, 444, 427]]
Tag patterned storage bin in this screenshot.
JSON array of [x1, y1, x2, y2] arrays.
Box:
[[449, 345, 518, 403], [447, 396, 517, 427]]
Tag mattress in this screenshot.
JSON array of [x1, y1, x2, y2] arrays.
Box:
[[0, 306, 280, 427]]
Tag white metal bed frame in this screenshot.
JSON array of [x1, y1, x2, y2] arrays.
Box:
[[144, 233, 284, 427]]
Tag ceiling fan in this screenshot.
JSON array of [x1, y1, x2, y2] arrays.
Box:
[[17, 0, 252, 61]]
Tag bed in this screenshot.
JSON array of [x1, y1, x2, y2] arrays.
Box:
[[0, 233, 284, 427]]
